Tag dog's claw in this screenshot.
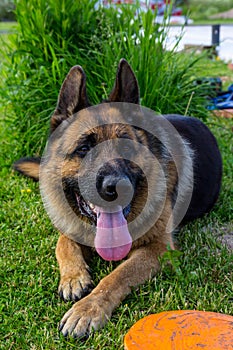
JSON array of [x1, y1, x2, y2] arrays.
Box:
[[58, 322, 67, 336], [58, 274, 94, 302], [59, 295, 110, 338]]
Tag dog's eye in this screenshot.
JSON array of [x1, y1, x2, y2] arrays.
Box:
[[75, 145, 90, 157], [118, 141, 134, 159], [122, 146, 132, 158]]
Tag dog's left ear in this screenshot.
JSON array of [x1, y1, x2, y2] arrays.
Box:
[[108, 59, 140, 104], [50, 65, 90, 133]]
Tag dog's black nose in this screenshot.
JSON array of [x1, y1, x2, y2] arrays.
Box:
[[99, 175, 133, 203]]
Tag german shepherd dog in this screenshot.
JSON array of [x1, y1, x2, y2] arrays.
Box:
[[14, 59, 222, 338]]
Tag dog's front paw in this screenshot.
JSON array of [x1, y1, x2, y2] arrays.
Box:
[[58, 271, 94, 302], [59, 295, 111, 338]]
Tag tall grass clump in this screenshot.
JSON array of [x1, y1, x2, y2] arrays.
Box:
[[1, 0, 208, 155]]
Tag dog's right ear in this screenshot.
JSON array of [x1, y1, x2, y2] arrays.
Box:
[[50, 66, 90, 133]]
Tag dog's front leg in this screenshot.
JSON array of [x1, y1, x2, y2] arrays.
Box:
[[56, 234, 94, 302], [59, 240, 167, 338]]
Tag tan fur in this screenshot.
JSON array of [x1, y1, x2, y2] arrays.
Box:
[[58, 199, 174, 335], [56, 235, 93, 301], [14, 161, 40, 180]]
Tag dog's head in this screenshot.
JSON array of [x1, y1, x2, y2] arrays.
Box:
[[40, 60, 169, 261]]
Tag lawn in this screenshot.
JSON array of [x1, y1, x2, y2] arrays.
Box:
[[0, 22, 233, 350], [183, 0, 233, 22], [0, 21, 16, 31]]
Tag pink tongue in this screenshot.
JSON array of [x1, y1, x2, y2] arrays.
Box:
[[94, 206, 132, 261]]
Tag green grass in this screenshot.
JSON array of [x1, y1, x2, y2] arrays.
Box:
[[1, 8, 233, 349], [194, 18, 233, 24], [183, 0, 233, 21], [194, 57, 233, 90], [0, 21, 16, 31]]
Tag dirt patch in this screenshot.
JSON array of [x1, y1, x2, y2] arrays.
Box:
[[218, 234, 233, 251], [213, 223, 233, 251], [213, 109, 233, 119]]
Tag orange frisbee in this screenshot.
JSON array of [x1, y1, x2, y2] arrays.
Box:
[[124, 310, 233, 350]]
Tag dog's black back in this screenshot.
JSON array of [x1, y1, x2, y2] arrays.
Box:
[[167, 114, 222, 224]]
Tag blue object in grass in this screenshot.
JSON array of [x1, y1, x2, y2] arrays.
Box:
[[208, 84, 233, 110]]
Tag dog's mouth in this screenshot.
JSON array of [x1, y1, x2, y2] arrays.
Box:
[[75, 193, 132, 261], [75, 194, 97, 221], [75, 193, 131, 221]]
